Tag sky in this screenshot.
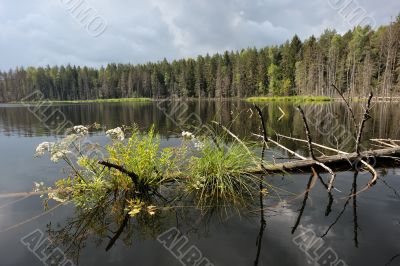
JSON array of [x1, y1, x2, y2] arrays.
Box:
[[0, 0, 399, 70]]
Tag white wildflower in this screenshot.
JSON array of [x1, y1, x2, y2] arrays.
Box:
[[106, 127, 125, 141], [33, 182, 45, 192], [194, 140, 204, 150], [182, 131, 195, 140], [35, 142, 53, 156], [73, 125, 89, 136], [62, 133, 79, 145], [50, 150, 71, 163]]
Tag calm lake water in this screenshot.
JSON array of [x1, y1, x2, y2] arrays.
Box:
[[0, 100, 399, 266]]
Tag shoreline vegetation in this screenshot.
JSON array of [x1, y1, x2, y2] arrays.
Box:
[[8, 95, 400, 104], [246, 96, 331, 102], [1, 18, 399, 103], [11, 97, 152, 104]]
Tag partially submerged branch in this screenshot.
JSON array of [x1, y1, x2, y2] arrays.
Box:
[[297, 106, 336, 191], [355, 92, 373, 155], [98, 160, 139, 185], [254, 146, 400, 174]]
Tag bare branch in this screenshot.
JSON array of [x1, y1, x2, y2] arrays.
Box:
[[98, 161, 139, 185], [355, 92, 373, 155]]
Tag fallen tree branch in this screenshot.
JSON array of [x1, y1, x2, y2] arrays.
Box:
[[297, 106, 336, 191], [98, 161, 139, 185], [370, 139, 397, 148], [355, 92, 373, 154], [212, 121, 253, 156], [276, 133, 378, 187], [252, 133, 306, 160], [253, 105, 268, 168], [297, 106, 317, 160], [250, 146, 400, 173], [276, 134, 348, 155]]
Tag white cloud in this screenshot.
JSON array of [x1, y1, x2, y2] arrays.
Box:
[[0, 0, 398, 70]]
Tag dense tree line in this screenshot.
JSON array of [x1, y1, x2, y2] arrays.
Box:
[[0, 17, 399, 102]]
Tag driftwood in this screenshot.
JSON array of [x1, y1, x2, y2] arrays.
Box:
[[255, 146, 400, 173], [252, 91, 398, 191]]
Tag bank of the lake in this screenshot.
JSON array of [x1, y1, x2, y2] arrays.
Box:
[[12, 97, 152, 104], [246, 96, 332, 102]]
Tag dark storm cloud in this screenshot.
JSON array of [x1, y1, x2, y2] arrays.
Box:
[[0, 0, 398, 70]]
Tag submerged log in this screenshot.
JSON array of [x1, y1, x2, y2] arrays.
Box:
[[257, 146, 400, 173]]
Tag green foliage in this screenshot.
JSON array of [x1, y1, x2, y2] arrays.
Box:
[[185, 138, 260, 210], [246, 96, 332, 102], [2, 18, 399, 103], [37, 125, 264, 215], [106, 126, 183, 188], [267, 63, 282, 96], [17, 98, 152, 104], [282, 78, 292, 96]]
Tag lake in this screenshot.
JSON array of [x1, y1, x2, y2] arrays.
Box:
[[0, 100, 399, 266]]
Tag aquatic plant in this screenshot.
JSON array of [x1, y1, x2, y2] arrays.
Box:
[[185, 137, 261, 210], [34, 124, 265, 218]]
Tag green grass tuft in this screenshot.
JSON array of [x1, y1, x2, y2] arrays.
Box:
[[246, 96, 332, 103], [185, 138, 261, 211]]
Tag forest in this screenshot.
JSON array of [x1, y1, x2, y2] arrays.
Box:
[[0, 17, 399, 102]]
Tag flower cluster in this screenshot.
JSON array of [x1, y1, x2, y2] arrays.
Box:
[[194, 141, 204, 150], [33, 182, 46, 192], [35, 140, 72, 163], [35, 142, 53, 156], [73, 125, 89, 136], [50, 150, 71, 163], [106, 127, 125, 141], [182, 131, 195, 140]]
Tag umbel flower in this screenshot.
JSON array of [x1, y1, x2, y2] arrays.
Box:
[[73, 125, 89, 136], [50, 150, 71, 163], [35, 142, 53, 156], [181, 131, 195, 140], [106, 127, 125, 141], [35, 141, 71, 163]]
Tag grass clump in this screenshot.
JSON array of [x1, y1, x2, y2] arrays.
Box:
[[185, 137, 261, 210], [246, 96, 331, 102]]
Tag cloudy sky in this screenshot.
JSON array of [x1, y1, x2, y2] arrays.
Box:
[[0, 0, 398, 70]]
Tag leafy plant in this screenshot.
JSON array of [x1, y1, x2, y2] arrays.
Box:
[[185, 137, 261, 211]]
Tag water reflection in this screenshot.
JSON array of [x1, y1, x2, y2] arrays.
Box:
[[0, 101, 400, 266], [1, 101, 400, 144]]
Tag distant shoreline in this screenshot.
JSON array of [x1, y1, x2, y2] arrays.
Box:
[[9, 98, 153, 104], [246, 96, 331, 102], [6, 95, 400, 104]]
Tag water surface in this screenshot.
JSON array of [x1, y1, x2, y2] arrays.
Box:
[[0, 100, 399, 266]]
